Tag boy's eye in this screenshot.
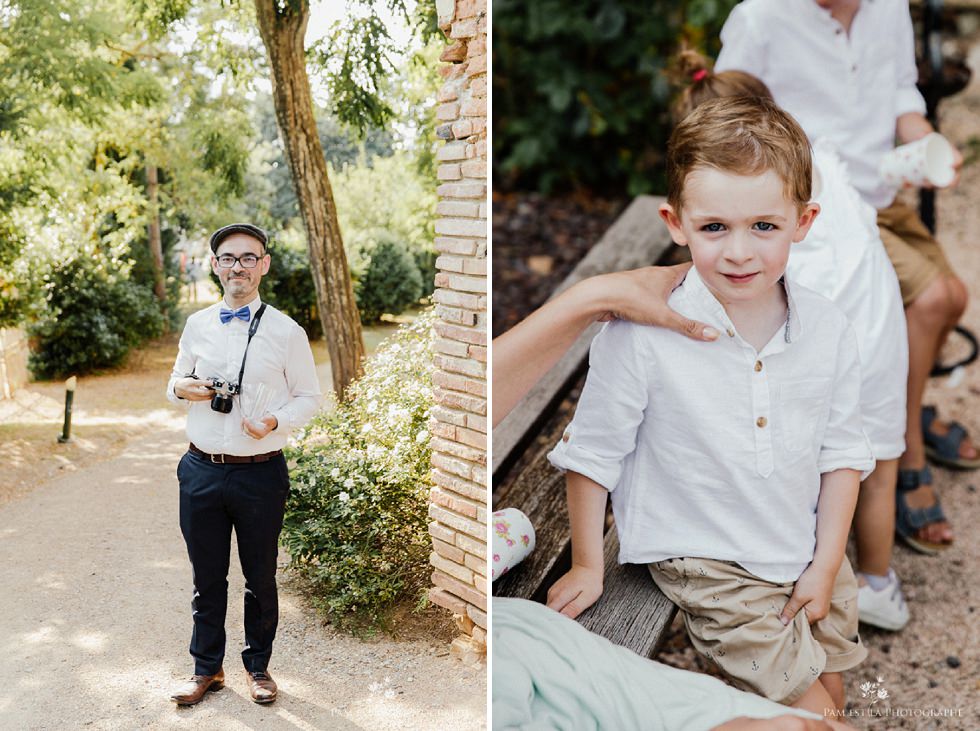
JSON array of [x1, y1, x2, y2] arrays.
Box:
[[753, 221, 777, 232], [701, 222, 726, 232]]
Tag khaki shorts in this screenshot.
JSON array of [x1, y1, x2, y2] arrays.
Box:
[[648, 556, 867, 705], [877, 199, 953, 305]]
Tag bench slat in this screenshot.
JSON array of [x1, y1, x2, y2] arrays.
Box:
[[578, 531, 678, 659], [492, 195, 673, 477]]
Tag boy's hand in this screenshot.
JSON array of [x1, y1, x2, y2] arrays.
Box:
[[780, 564, 836, 625], [546, 565, 603, 619]]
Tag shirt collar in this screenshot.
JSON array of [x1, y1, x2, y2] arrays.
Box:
[[680, 266, 802, 348]]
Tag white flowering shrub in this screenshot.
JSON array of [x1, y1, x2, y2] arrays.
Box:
[[282, 310, 435, 632]]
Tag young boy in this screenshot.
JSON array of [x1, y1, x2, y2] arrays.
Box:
[[547, 96, 872, 717]]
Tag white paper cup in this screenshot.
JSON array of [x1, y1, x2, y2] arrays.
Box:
[[491, 508, 536, 582], [879, 133, 956, 189]]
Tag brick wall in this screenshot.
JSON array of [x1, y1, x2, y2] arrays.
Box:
[[429, 0, 488, 662]]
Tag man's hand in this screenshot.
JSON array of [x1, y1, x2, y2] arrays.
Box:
[[781, 564, 836, 626], [174, 376, 214, 401], [546, 565, 603, 619], [242, 413, 278, 439], [588, 263, 719, 341]]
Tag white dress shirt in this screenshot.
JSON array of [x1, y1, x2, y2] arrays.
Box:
[[167, 296, 322, 456], [788, 141, 908, 458], [716, 0, 926, 209], [548, 269, 875, 583]]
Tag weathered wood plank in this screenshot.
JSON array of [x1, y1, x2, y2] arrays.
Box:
[[492, 195, 673, 477], [577, 530, 678, 659], [492, 405, 573, 600]]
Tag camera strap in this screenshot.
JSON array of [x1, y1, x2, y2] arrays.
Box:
[[236, 303, 267, 388]]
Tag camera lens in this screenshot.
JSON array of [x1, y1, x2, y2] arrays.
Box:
[[211, 393, 234, 413]]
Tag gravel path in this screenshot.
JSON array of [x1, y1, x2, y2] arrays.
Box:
[[0, 348, 485, 730]]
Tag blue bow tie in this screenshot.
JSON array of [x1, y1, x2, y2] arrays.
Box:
[[219, 305, 251, 324]]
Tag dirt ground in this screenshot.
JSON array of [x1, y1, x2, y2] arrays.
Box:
[[0, 301, 486, 730]]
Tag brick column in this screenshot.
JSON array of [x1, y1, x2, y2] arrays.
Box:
[[428, 0, 488, 662]]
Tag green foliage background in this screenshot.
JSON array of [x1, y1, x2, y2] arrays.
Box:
[[493, 0, 739, 194]]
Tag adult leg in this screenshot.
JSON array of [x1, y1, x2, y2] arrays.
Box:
[[902, 276, 955, 544], [853, 459, 898, 577], [178, 452, 234, 675], [229, 456, 290, 673]]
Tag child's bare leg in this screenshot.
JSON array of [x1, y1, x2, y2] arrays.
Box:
[[854, 459, 897, 576], [819, 672, 844, 713], [790, 677, 838, 718]]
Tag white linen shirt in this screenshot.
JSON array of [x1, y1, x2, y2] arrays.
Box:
[[167, 296, 321, 456], [715, 0, 926, 209], [548, 269, 875, 583]]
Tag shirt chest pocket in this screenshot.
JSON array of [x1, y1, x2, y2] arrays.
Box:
[[778, 379, 831, 453]]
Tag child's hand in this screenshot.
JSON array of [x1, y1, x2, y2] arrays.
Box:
[[546, 565, 603, 619], [780, 564, 835, 625]]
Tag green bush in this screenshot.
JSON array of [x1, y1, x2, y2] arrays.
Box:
[[352, 233, 424, 324], [28, 255, 165, 378], [493, 0, 738, 194], [282, 311, 435, 632]]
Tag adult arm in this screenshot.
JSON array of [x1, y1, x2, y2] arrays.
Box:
[[492, 263, 716, 426], [167, 327, 212, 403], [247, 323, 322, 438], [715, 3, 769, 77]]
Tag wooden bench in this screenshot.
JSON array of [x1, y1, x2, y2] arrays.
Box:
[[492, 196, 678, 658]]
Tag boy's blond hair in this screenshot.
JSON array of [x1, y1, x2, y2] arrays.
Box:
[[666, 95, 812, 214]]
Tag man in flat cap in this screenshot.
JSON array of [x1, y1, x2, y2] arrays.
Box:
[[166, 223, 321, 705]]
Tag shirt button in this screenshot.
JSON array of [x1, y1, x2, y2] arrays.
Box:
[[726, 328, 735, 338], [562, 430, 571, 443], [754, 360, 763, 372], [756, 416, 768, 428]]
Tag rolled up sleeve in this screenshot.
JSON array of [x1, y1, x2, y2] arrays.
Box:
[[894, 7, 927, 118], [818, 323, 876, 479], [547, 321, 651, 491]]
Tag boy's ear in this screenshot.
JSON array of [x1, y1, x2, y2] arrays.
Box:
[[792, 202, 820, 243], [659, 203, 688, 246]]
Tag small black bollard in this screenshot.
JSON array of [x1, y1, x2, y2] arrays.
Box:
[[58, 376, 77, 443]]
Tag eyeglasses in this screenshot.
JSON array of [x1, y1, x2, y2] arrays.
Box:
[[215, 254, 262, 269]]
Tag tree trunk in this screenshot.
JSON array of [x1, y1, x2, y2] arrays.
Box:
[[146, 163, 168, 324], [254, 0, 365, 397]]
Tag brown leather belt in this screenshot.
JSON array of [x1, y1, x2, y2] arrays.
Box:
[[189, 443, 282, 464]]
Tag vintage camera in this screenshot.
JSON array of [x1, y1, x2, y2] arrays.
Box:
[[208, 378, 240, 413]]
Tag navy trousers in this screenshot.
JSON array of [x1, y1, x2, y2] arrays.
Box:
[[177, 449, 290, 676]]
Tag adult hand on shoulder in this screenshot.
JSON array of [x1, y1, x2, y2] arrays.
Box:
[[586, 262, 719, 340], [174, 376, 214, 401], [546, 565, 603, 619], [780, 564, 835, 626]]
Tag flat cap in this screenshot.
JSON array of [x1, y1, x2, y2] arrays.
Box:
[[208, 223, 269, 252]]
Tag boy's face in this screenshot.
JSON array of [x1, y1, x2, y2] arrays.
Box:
[[659, 167, 819, 307]]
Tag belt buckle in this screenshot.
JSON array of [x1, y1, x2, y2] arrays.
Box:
[[210, 453, 225, 464]]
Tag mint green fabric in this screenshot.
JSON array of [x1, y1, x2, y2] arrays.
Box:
[[492, 598, 821, 731]]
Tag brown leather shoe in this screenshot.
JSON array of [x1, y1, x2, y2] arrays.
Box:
[[245, 669, 278, 704], [169, 668, 225, 706]]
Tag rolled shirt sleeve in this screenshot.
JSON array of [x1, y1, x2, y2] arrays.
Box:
[[547, 321, 651, 491], [894, 5, 927, 118], [818, 322, 876, 478], [270, 322, 322, 433]]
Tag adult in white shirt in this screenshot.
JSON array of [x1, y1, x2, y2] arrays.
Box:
[[714, 0, 970, 554], [166, 223, 321, 707]]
